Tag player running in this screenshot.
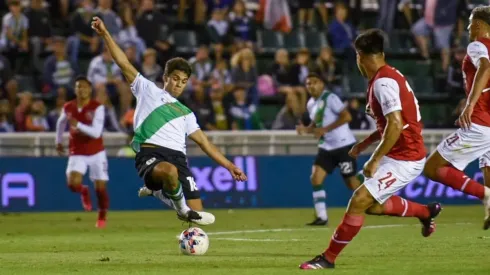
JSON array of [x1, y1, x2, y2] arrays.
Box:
[[299, 29, 442, 269], [423, 6, 490, 230], [91, 17, 247, 226], [55, 76, 109, 228], [296, 73, 359, 226]]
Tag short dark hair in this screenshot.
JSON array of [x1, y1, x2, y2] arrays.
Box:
[[8, 0, 20, 6], [164, 57, 192, 78], [75, 75, 92, 86], [354, 29, 385, 55], [306, 72, 325, 83], [472, 6, 490, 26]]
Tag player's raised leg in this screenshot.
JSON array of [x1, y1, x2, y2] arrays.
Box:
[[66, 157, 92, 211], [308, 165, 328, 225]]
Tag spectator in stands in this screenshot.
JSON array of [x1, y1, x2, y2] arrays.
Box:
[[271, 93, 300, 130], [136, 0, 172, 65], [88, 46, 132, 113], [95, 85, 124, 132], [211, 59, 233, 93], [124, 42, 141, 71], [0, 99, 13, 132], [208, 86, 232, 130], [231, 48, 258, 103], [1, 0, 29, 73], [0, 53, 18, 109], [25, 0, 52, 72], [207, 9, 231, 49], [347, 98, 372, 130], [187, 83, 214, 130], [229, 0, 257, 49], [25, 99, 49, 132], [188, 45, 213, 93], [68, 0, 99, 63], [230, 86, 264, 130], [447, 47, 465, 97], [43, 36, 78, 98], [118, 1, 146, 59], [269, 48, 301, 117], [120, 105, 134, 131], [327, 2, 356, 67], [289, 48, 310, 113], [296, 0, 316, 29], [96, 0, 122, 39], [48, 95, 67, 131], [411, 0, 460, 71], [14, 91, 32, 131], [376, 0, 398, 35], [141, 48, 163, 86], [314, 46, 342, 95]]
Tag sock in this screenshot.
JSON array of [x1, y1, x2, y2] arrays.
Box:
[[152, 190, 176, 209], [68, 184, 83, 193], [312, 184, 328, 220], [436, 166, 485, 199], [95, 187, 109, 220], [383, 196, 430, 219], [323, 214, 365, 263], [164, 181, 190, 214]]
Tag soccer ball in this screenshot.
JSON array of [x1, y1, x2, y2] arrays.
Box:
[[178, 227, 209, 256]]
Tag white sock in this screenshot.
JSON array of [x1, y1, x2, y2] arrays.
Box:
[[313, 189, 328, 221], [164, 183, 190, 215], [152, 190, 176, 210]]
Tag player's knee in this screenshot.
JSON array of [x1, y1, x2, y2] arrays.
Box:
[[350, 187, 373, 210], [152, 162, 178, 188], [423, 158, 438, 180], [67, 172, 82, 186]]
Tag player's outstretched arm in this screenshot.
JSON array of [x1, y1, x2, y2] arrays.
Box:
[[74, 106, 105, 138], [460, 57, 490, 129], [189, 129, 248, 182], [91, 17, 137, 84]]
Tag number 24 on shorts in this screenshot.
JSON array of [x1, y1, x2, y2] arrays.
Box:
[[377, 172, 397, 191]]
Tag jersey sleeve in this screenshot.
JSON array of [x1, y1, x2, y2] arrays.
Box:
[[327, 93, 346, 115], [306, 98, 315, 121], [373, 77, 402, 116], [76, 105, 105, 138], [467, 41, 489, 68], [55, 107, 68, 144], [185, 113, 201, 136], [130, 73, 153, 97]]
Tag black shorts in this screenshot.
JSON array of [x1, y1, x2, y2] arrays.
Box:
[[135, 146, 200, 200], [314, 144, 357, 178]]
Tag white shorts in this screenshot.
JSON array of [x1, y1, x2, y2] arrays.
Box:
[[66, 151, 109, 181], [436, 124, 490, 171], [363, 156, 426, 204]]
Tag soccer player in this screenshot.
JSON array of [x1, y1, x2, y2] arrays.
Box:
[[55, 76, 109, 228], [423, 6, 490, 230], [296, 73, 359, 226], [299, 29, 442, 269], [91, 17, 247, 226]]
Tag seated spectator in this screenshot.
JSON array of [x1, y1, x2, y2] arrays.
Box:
[[0, 99, 14, 132], [188, 45, 213, 93], [117, 132, 136, 157], [207, 9, 231, 48], [95, 86, 124, 132], [25, 0, 52, 72], [88, 46, 132, 113], [314, 46, 342, 95], [327, 2, 356, 66], [271, 93, 300, 130], [208, 86, 232, 130], [0, 53, 18, 108], [67, 0, 99, 63], [25, 99, 49, 132], [118, 1, 146, 59], [141, 48, 163, 86], [186, 84, 214, 130], [211, 59, 233, 93], [229, 0, 256, 49], [296, 0, 315, 29], [43, 36, 78, 98], [96, 0, 122, 39], [1, 0, 29, 73], [230, 86, 264, 130], [14, 91, 32, 131], [124, 42, 141, 71], [289, 48, 310, 114], [48, 95, 67, 131], [231, 48, 258, 103], [347, 98, 372, 130], [447, 47, 465, 96]]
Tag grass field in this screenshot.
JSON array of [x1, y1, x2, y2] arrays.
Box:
[[0, 206, 489, 275]]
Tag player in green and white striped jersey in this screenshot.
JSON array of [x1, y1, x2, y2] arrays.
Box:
[[92, 17, 247, 226]]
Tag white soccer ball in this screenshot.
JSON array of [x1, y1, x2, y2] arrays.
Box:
[[178, 227, 209, 256]]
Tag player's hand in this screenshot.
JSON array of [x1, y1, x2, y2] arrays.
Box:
[[296, 123, 306, 135], [458, 104, 473, 131], [56, 143, 64, 156], [68, 117, 78, 127], [348, 142, 363, 159], [363, 158, 379, 178], [91, 16, 108, 36], [227, 165, 248, 182], [313, 127, 327, 139]]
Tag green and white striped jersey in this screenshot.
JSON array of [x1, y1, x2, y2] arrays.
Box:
[[130, 74, 200, 154]]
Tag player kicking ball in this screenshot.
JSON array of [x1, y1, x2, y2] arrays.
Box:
[[91, 17, 247, 226], [422, 6, 490, 230], [56, 76, 109, 228], [300, 29, 442, 269], [296, 73, 359, 226]]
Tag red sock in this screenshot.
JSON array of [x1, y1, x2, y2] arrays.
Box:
[[323, 214, 364, 263], [68, 184, 83, 193], [436, 166, 484, 199], [383, 196, 430, 219], [96, 187, 109, 220]]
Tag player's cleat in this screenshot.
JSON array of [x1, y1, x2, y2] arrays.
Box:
[[138, 186, 153, 198], [306, 217, 328, 226], [177, 210, 215, 226], [484, 215, 490, 230], [419, 202, 442, 237], [299, 254, 335, 270], [95, 219, 106, 228], [81, 185, 92, 211]]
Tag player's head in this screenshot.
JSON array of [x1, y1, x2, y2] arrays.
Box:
[[305, 73, 325, 98], [163, 57, 192, 97], [468, 6, 490, 41], [74, 75, 92, 100], [354, 29, 386, 78]]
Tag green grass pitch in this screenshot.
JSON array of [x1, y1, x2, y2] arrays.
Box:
[[0, 206, 489, 275]]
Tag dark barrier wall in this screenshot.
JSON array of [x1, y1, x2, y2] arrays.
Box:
[[0, 156, 481, 211]]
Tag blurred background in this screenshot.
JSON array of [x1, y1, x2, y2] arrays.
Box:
[[0, 0, 485, 211]]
